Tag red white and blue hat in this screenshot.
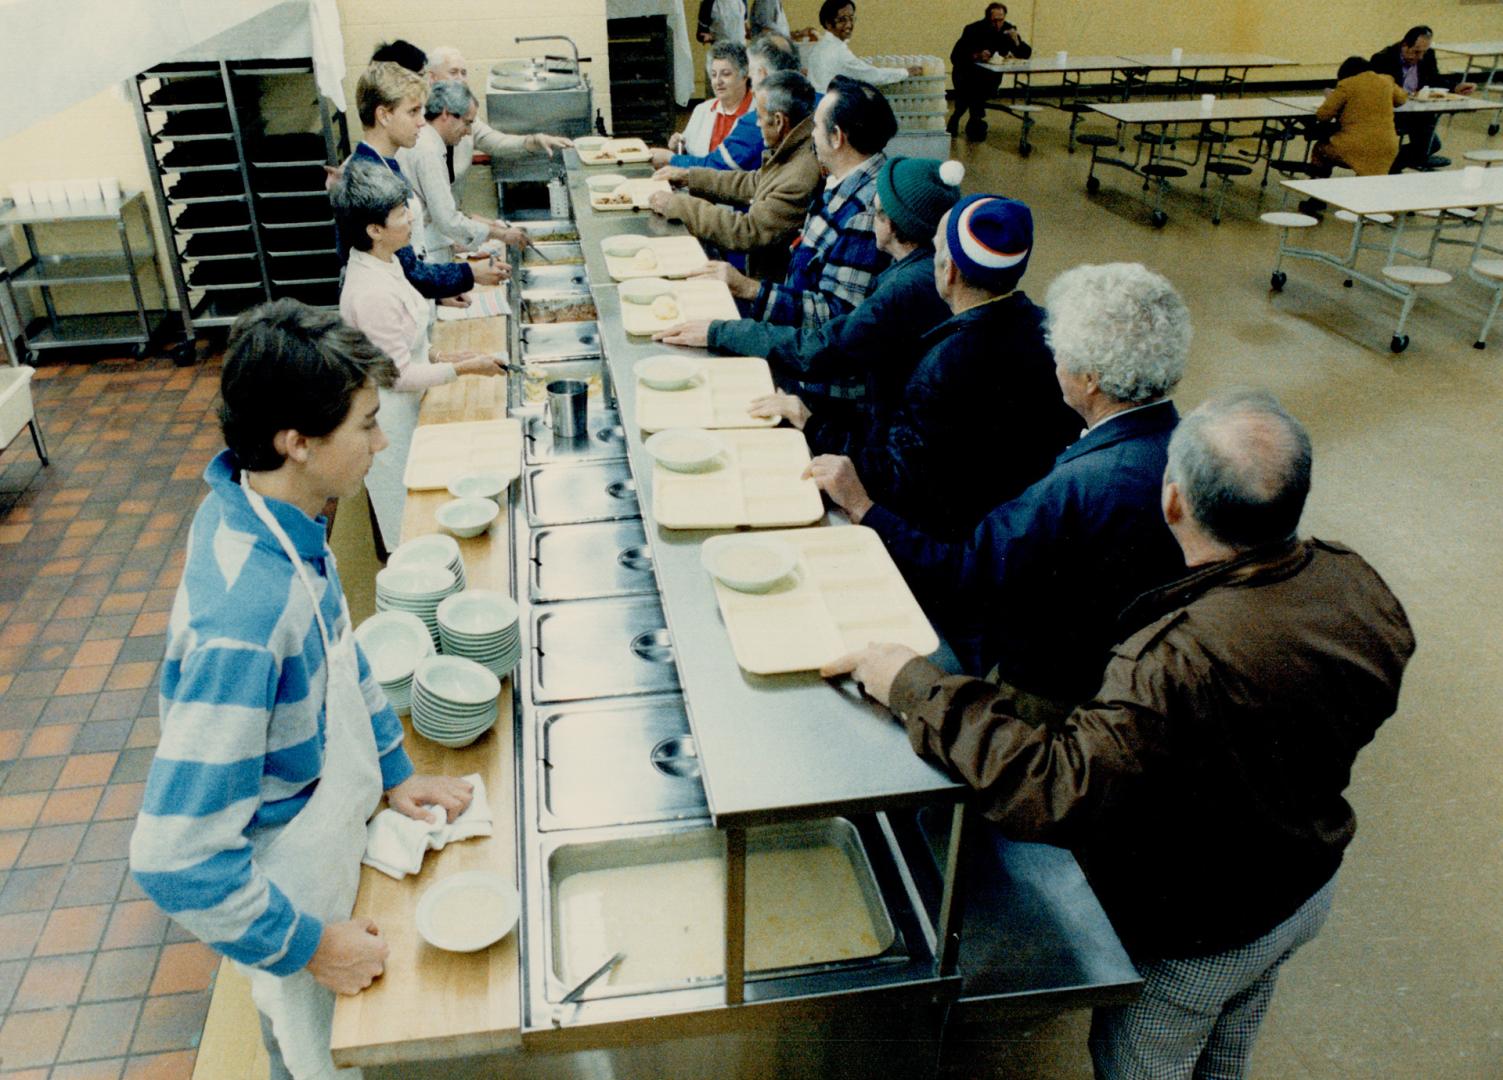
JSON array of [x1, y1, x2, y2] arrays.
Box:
[[945, 194, 1032, 292]]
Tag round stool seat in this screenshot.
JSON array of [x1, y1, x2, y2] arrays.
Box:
[[1012, 103, 1043, 113], [1463, 149, 1503, 164], [1142, 163, 1188, 178], [1077, 133, 1118, 147], [1381, 265, 1453, 286], [1447, 207, 1479, 219], [1134, 132, 1174, 145], [1334, 210, 1395, 225], [1260, 211, 1320, 228], [1205, 162, 1253, 177], [1471, 258, 1503, 281], [1060, 102, 1093, 113]]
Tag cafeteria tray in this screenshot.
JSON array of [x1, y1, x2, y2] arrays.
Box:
[[652, 428, 822, 531], [704, 526, 939, 675], [578, 138, 652, 165], [589, 178, 671, 212], [430, 315, 509, 358], [604, 236, 707, 280], [636, 355, 778, 433], [619, 279, 739, 336], [402, 418, 522, 490]]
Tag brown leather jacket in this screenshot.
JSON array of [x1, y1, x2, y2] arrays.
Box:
[[663, 114, 821, 279], [890, 538, 1416, 959]]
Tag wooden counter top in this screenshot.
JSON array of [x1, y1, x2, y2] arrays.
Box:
[[330, 373, 523, 1068]]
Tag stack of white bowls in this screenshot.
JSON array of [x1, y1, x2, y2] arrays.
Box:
[[436, 590, 522, 678], [375, 563, 461, 649], [411, 655, 501, 747], [353, 611, 434, 713], [389, 533, 468, 591]]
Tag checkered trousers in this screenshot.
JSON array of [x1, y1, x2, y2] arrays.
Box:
[[1088, 872, 1338, 1080]]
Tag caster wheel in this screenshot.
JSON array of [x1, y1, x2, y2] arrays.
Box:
[[1473, 340, 1486, 350], [1151, 210, 1168, 228], [1086, 175, 1101, 193], [1343, 279, 1353, 288], [1390, 334, 1409, 354], [1212, 216, 1222, 226], [1270, 271, 1287, 291], [1490, 123, 1500, 136], [1019, 141, 1033, 157]]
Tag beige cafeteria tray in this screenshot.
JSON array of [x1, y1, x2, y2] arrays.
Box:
[[579, 138, 652, 164], [636, 356, 779, 433], [403, 418, 523, 490], [707, 526, 940, 675], [430, 315, 508, 358], [590, 178, 670, 211], [653, 428, 822, 530], [619, 279, 740, 335], [604, 236, 708, 279]]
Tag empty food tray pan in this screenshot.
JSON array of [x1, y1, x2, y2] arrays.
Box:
[[530, 596, 678, 704], [523, 460, 638, 526], [528, 519, 655, 602]]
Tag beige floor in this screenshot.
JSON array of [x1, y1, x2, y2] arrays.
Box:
[[199, 108, 1503, 1078]]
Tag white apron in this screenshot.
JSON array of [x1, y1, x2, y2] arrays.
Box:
[[239, 475, 385, 1080]]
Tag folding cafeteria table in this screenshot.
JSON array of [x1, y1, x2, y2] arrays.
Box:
[[1432, 41, 1503, 136]]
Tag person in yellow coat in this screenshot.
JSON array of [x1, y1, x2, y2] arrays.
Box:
[[1297, 57, 1407, 216]]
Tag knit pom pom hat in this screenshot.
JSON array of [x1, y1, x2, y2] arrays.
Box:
[[876, 158, 965, 240], [944, 193, 1032, 292]]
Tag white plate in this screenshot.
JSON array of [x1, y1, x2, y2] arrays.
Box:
[[436, 497, 499, 539], [389, 534, 461, 570], [415, 655, 501, 706], [701, 535, 799, 593], [376, 564, 456, 599], [437, 590, 519, 637], [416, 871, 520, 953], [585, 172, 627, 192], [637, 355, 698, 391], [644, 428, 726, 473], [619, 277, 676, 306], [354, 611, 434, 683]]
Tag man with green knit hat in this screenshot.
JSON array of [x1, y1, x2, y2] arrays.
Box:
[[654, 156, 964, 409]]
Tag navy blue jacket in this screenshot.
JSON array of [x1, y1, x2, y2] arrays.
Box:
[[344, 143, 474, 300], [824, 292, 1078, 540], [866, 400, 1184, 702], [707, 247, 950, 403]]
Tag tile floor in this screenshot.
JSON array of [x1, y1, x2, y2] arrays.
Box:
[[0, 355, 225, 1079]]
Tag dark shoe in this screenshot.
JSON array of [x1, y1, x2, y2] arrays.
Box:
[[965, 119, 988, 141], [1296, 198, 1324, 222], [1422, 154, 1452, 170]]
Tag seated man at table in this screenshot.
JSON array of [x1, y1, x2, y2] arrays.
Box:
[[823, 389, 1415, 1080], [807, 263, 1189, 706], [648, 70, 823, 281], [130, 300, 475, 1080], [766, 194, 1078, 539], [654, 156, 961, 403], [1370, 25, 1476, 170], [948, 3, 1032, 140], [678, 75, 897, 340]]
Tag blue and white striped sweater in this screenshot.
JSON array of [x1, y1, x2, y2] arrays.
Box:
[[130, 450, 413, 974]]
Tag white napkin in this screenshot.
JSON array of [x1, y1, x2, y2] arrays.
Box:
[[362, 773, 493, 879]]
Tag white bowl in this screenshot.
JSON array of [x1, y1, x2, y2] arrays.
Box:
[[601, 235, 651, 257], [376, 563, 456, 599], [354, 611, 434, 683], [618, 277, 676, 306], [637, 355, 698, 391], [436, 498, 500, 539], [415, 655, 501, 706], [574, 135, 607, 153], [389, 533, 461, 570], [447, 471, 510, 501], [416, 871, 520, 953], [644, 428, 726, 473], [437, 590, 519, 637], [701, 536, 799, 593], [586, 172, 627, 192]]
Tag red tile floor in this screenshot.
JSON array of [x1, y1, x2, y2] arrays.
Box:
[[0, 354, 228, 1079]]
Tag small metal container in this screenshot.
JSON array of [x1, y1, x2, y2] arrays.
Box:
[[524, 242, 584, 266], [545, 379, 590, 440], [521, 265, 591, 296], [521, 296, 599, 324], [523, 460, 639, 526], [530, 596, 679, 703]]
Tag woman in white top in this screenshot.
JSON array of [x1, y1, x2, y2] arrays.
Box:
[[670, 42, 754, 158], [805, 0, 922, 92], [332, 161, 504, 551]]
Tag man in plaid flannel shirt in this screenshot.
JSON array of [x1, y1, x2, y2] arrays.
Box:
[[699, 76, 900, 396]]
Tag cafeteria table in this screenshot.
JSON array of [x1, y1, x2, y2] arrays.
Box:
[[1433, 41, 1503, 135], [1086, 97, 1312, 225], [978, 55, 1146, 154], [1270, 169, 1503, 352], [1117, 52, 1298, 95]]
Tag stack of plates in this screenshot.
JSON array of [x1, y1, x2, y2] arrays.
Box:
[[389, 534, 468, 591], [436, 590, 521, 678], [375, 563, 461, 649], [354, 610, 434, 713], [412, 655, 501, 748]]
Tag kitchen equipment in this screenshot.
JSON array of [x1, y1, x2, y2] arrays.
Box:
[[487, 36, 593, 207], [523, 460, 640, 527], [520, 321, 600, 363], [618, 279, 739, 335], [528, 521, 656, 603], [530, 596, 679, 703], [545, 379, 590, 440]]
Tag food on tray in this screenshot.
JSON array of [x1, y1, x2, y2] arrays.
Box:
[[581, 150, 616, 164], [650, 295, 680, 321], [598, 190, 634, 206], [523, 299, 599, 323], [631, 248, 659, 270]]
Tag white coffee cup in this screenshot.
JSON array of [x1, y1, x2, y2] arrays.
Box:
[[10, 182, 34, 206], [1056, 50, 1069, 66], [99, 177, 121, 202], [1170, 47, 1184, 64], [1200, 93, 1216, 112]]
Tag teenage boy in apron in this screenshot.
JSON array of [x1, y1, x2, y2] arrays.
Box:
[[130, 300, 476, 1079]]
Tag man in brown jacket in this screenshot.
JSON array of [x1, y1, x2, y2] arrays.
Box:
[[824, 389, 1416, 1079], [648, 69, 822, 280]]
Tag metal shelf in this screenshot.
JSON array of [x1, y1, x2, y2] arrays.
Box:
[[23, 312, 168, 350], [11, 253, 158, 286]]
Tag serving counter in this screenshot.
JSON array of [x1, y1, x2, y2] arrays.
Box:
[[333, 151, 1139, 1078]]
